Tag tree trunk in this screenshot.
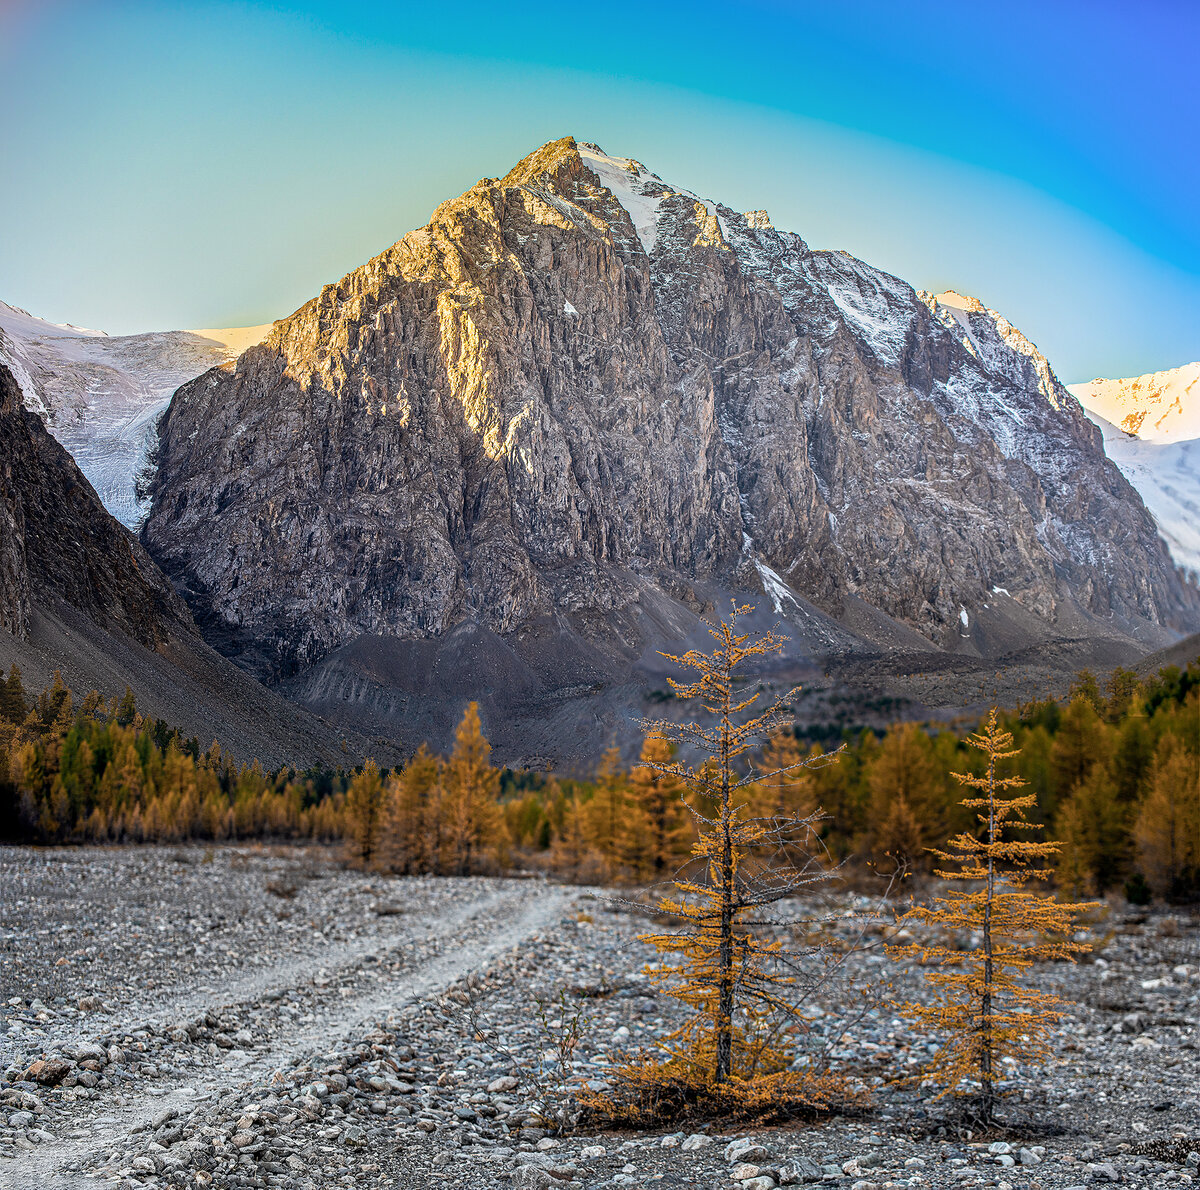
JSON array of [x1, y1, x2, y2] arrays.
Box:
[[980, 751, 996, 1124], [715, 687, 734, 1083]]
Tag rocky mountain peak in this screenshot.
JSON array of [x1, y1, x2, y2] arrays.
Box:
[[919, 288, 1072, 412], [139, 137, 1198, 757]]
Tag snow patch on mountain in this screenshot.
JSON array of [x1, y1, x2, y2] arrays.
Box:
[[753, 556, 801, 615], [1082, 408, 1200, 577], [0, 300, 271, 527], [1069, 362, 1200, 443], [577, 143, 669, 254]]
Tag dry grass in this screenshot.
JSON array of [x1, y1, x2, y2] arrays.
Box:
[[578, 1055, 857, 1129]]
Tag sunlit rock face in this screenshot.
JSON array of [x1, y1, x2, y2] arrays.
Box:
[[142, 137, 1197, 683]]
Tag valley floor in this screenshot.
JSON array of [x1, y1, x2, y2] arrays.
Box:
[[0, 846, 1197, 1189]]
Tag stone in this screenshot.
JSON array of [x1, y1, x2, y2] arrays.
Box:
[[777, 1156, 823, 1184], [681, 1134, 713, 1151], [26, 1059, 73, 1086], [731, 1163, 764, 1181], [726, 1139, 770, 1165], [511, 1167, 554, 1190]]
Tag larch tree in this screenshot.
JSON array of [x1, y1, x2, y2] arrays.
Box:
[[1053, 764, 1127, 894], [379, 743, 440, 874], [441, 702, 505, 876], [584, 744, 630, 877], [625, 731, 693, 882], [891, 708, 1095, 1125], [345, 759, 385, 867], [1134, 734, 1200, 900], [867, 722, 945, 869], [632, 604, 845, 1088]]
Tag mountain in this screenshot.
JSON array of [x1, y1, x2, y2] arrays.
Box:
[[1067, 363, 1200, 577], [1069, 362, 1200, 442], [138, 138, 1198, 763], [0, 361, 377, 768], [0, 300, 271, 527]]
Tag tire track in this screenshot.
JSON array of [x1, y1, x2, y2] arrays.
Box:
[[0, 882, 572, 1189]]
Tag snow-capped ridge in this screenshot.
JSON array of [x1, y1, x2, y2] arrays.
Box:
[[0, 300, 272, 527], [1069, 362, 1200, 443]]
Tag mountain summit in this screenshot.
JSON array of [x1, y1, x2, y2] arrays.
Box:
[[139, 137, 1198, 760]]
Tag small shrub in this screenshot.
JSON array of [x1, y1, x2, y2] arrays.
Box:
[[1124, 872, 1151, 906]]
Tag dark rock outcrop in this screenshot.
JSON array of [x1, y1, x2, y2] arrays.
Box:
[[0, 363, 383, 768]]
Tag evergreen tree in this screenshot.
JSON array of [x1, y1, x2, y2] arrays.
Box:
[[441, 703, 505, 875], [0, 665, 26, 724], [892, 709, 1095, 1125]]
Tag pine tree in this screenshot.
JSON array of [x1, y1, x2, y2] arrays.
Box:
[[115, 686, 138, 728], [0, 665, 27, 724], [891, 709, 1095, 1124]]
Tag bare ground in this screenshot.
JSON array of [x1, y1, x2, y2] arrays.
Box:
[[1, 846, 1198, 1190]]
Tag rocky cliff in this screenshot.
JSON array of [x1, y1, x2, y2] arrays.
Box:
[[0, 362, 191, 647], [140, 138, 1198, 754], [0, 362, 382, 768]]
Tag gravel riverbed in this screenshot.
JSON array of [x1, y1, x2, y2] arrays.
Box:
[[0, 845, 1197, 1190]]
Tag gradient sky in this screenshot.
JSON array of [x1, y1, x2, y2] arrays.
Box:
[[1, 0, 1197, 382]]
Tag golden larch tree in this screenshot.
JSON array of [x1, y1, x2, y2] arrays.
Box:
[[625, 731, 693, 882], [634, 604, 844, 1087], [583, 744, 630, 878], [440, 702, 505, 875], [379, 743, 441, 874], [1134, 733, 1200, 900], [345, 760, 385, 866], [891, 708, 1096, 1124]]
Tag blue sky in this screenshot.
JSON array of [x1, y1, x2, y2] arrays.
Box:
[[1, 0, 1196, 381]]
